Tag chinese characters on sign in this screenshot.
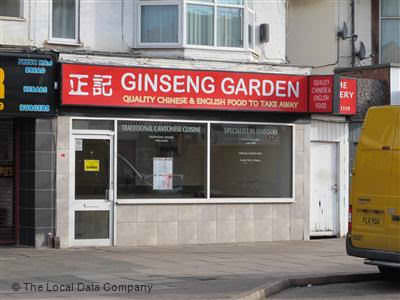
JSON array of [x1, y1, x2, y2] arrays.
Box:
[[69, 74, 112, 97], [62, 64, 309, 113], [69, 74, 89, 96], [93, 75, 112, 96]]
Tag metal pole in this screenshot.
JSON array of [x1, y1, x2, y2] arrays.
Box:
[[351, 0, 355, 67]]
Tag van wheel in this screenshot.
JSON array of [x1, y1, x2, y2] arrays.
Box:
[[378, 266, 398, 279]]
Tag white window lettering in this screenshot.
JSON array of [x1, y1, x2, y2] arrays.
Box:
[[173, 75, 185, 93], [160, 75, 172, 93], [144, 74, 158, 92], [137, 73, 143, 92], [276, 80, 286, 97], [262, 80, 274, 96], [248, 79, 261, 96], [121, 73, 136, 91], [235, 79, 248, 96], [288, 81, 300, 98], [93, 75, 113, 96], [221, 78, 235, 95], [69, 74, 89, 96], [201, 76, 215, 94], [187, 76, 200, 94]]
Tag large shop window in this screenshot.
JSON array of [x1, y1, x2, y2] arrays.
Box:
[[210, 124, 293, 198], [115, 120, 293, 201], [117, 121, 207, 199], [1, 0, 21, 17], [51, 0, 79, 42], [381, 0, 400, 63]]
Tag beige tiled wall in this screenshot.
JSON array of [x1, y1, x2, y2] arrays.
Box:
[[116, 202, 307, 246]]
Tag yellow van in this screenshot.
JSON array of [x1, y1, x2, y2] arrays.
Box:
[[346, 106, 400, 276]]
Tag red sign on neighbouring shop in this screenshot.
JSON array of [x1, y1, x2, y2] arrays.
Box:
[[309, 75, 357, 115], [308, 75, 333, 113], [61, 64, 309, 113], [338, 78, 357, 115]]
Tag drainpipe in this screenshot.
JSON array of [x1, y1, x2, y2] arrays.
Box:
[[351, 0, 355, 67]]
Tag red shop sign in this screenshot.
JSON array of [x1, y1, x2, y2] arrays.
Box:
[[308, 75, 333, 113], [332, 76, 357, 115], [61, 64, 308, 113], [338, 78, 357, 115]]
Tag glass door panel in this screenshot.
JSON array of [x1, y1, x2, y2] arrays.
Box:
[[71, 135, 114, 246], [75, 139, 110, 200]]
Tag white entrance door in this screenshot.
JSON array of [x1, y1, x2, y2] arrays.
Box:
[[71, 135, 114, 247], [310, 142, 339, 236]]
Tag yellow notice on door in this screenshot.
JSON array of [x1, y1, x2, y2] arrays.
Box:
[[84, 160, 100, 172]]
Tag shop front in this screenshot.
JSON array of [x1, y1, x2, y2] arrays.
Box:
[[0, 52, 57, 247], [58, 118, 298, 247], [308, 75, 356, 238], [56, 58, 348, 248]]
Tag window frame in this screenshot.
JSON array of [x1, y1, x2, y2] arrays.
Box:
[[71, 117, 295, 204], [136, 0, 183, 48], [116, 120, 208, 199], [247, 2, 255, 51], [379, 0, 400, 63], [0, 0, 23, 20], [185, 0, 245, 49], [136, 0, 255, 51], [49, 0, 80, 45], [209, 123, 293, 199]]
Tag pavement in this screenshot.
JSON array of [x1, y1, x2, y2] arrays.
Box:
[[0, 238, 380, 299]]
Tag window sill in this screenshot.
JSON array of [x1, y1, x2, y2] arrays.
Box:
[[136, 44, 251, 52], [45, 40, 83, 47], [137, 43, 182, 48], [184, 44, 250, 52], [135, 46, 258, 62], [184, 45, 261, 57], [116, 198, 295, 205], [0, 16, 25, 22]]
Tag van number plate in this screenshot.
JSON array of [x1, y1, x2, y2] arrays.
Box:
[[361, 216, 382, 225]]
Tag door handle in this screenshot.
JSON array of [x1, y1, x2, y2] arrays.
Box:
[[331, 184, 338, 193]]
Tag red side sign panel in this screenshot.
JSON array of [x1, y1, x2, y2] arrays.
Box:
[[308, 75, 333, 113], [61, 64, 308, 113], [339, 78, 357, 115]]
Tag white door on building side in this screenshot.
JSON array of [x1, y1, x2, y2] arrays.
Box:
[[310, 142, 339, 236], [70, 135, 114, 247]]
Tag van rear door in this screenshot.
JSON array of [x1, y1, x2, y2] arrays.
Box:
[[387, 117, 400, 253], [351, 107, 397, 251]]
